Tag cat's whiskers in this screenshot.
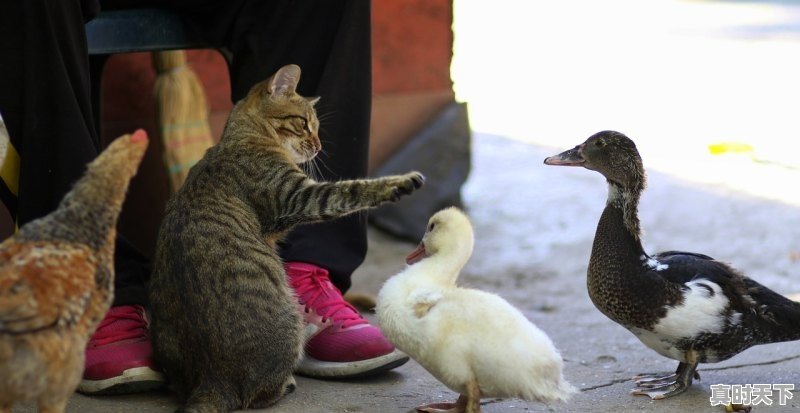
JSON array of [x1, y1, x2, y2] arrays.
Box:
[[297, 146, 324, 181], [309, 160, 319, 181], [315, 106, 337, 119], [312, 150, 329, 181], [312, 149, 337, 178], [316, 112, 336, 124], [315, 109, 336, 138], [300, 159, 315, 180]]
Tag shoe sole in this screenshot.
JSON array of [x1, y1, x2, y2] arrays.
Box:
[[295, 349, 410, 379], [77, 366, 166, 395]]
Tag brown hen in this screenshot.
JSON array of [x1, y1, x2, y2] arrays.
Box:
[[0, 130, 148, 413]]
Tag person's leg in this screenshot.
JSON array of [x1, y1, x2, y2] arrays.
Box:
[[228, 3, 371, 291], [164, 0, 408, 377], [0, 0, 100, 218], [163, 0, 370, 287], [0, 0, 163, 395]]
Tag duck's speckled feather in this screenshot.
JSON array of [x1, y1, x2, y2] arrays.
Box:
[[576, 131, 800, 364]]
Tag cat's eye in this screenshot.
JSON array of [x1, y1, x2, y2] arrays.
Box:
[[304, 118, 315, 133]]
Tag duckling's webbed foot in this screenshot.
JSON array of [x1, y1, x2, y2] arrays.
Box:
[[631, 362, 698, 400], [416, 395, 467, 413], [416, 402, 462, 413]]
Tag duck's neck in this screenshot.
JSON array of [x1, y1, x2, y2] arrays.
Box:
[[407, 252, 468, 289], [587, 181, 651, 325], [606, 181, 643, 242]]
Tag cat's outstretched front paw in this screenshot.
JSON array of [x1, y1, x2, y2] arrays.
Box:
[[389, 172, 425, 201]]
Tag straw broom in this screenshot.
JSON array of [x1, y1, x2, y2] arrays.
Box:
[[152, 50, 214, 192]]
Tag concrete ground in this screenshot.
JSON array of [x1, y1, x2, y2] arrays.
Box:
[[14, 133, 800, 413]]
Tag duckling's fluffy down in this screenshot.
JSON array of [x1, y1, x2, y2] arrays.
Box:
[[378, 274, 575, 403]]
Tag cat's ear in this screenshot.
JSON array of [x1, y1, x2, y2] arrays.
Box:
[[306, 96, 321, 106], [268, 64, 301, 98]]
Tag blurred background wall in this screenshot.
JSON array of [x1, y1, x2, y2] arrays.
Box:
[[96, 0, 458, 257]]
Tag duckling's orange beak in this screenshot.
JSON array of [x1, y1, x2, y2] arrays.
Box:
[[406, 242, 427, 265], [544, 144, 585, 167]]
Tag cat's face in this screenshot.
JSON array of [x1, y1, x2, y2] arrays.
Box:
[[266, 93, 321, 164], [248, 65, 322, 164]]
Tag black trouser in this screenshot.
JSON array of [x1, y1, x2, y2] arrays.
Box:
[[0, 0, 371, 305]]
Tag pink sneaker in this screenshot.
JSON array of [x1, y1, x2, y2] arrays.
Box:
[[286, 262, 409, 378], [78, 305, 165, 395]]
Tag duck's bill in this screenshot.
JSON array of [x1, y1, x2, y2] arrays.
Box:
[[543, 146, 584, 166], [406, 243, 427, 265]]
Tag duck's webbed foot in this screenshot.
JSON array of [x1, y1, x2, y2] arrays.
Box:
[[632, 380, 688, 400], [633, 372, 676, 387], [632, 361, 698, 400], [633, 362, 701, 388]]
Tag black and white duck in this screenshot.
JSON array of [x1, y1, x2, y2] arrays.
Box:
[[544, 130, 800, 400]]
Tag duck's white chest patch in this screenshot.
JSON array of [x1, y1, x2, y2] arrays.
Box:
[[654, 280, 728, 339], [630, 327, 686, 361], [642, 255, 669, 271]]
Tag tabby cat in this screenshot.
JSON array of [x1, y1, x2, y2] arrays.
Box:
[[149, 64, 424, 413]]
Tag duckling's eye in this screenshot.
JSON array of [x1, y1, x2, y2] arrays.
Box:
[[428, 222, 435, 231], [595, 139, 606, 148]]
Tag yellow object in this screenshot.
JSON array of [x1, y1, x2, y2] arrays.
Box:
[[152, 50, 215, 192], [0, 113, 20, 232], [0, 117, 20, 196], [708, 142, 754, 156], [343, 292, 377, 313]]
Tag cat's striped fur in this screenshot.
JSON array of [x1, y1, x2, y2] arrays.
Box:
[[149, 65, 424, 413]]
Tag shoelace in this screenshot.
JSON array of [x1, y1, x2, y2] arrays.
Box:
[[88, 306, 149, 347], [292, 268, 367, 329]]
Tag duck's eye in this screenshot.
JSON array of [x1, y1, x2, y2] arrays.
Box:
[[428, 222, 435, 231], [595, 139, 606, 148]]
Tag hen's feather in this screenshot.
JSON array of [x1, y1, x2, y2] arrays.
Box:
[[0, 242, 96, 335], [0, 131, 147, 413]]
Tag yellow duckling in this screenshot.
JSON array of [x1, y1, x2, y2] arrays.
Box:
[[377, 207, 575, 413]]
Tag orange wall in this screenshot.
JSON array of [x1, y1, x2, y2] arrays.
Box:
[[101, 0, 453, 126], [372, 0, 453, 94]]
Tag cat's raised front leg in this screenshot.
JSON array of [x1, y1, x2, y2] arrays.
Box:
[[323, 171, 424, 215], [280, 171, 424, 225]]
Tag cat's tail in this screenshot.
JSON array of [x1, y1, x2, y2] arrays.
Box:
[[176, 382, 233, 413]]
